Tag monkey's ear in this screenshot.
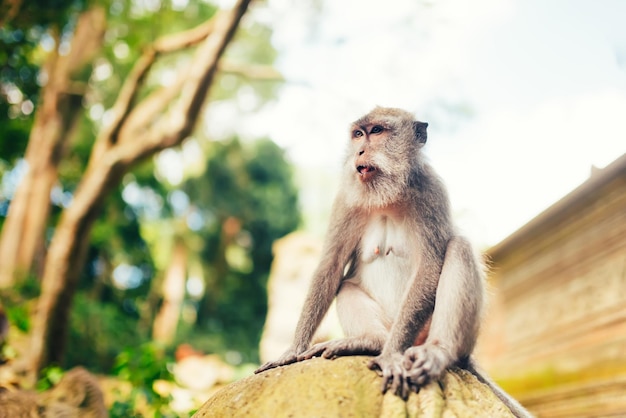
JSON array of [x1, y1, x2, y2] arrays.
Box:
[[414, 121, 428, 144]]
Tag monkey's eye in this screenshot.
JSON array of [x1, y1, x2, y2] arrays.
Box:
[[370, 125, 383, 134], [353, 130, 364, 138]]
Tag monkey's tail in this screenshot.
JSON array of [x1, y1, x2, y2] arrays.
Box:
[[464, 357, 534, 418]]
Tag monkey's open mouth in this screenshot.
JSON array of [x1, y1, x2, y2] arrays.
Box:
[[357, 165, 377, 180]]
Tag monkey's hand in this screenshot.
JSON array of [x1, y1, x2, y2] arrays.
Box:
[[368, 352, 409, 399], [402, 342, 452, 389], [254, 347, 300, 374]]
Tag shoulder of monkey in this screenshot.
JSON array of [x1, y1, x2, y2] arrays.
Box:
[[410, 164, 452, 217]]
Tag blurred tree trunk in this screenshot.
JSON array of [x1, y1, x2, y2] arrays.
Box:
[[27, 0, 252, 380], [0, 8, 106, 288], [152, 239, 187, 344]]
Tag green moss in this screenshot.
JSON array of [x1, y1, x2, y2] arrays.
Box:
[[496, 361, 626, 397], [195, 357, 515, 418]]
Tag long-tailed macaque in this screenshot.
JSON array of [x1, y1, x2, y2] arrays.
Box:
[[255, 107, 531, 417]]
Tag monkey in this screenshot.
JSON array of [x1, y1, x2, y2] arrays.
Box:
[[255, 107, 531, 417], [40, 366, 107, 418], [0, 367, 107, 418]]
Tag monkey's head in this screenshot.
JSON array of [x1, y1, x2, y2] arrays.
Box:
[[344, 107, 428, 209]]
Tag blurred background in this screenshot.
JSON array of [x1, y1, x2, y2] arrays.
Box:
[[0, 0, 624, 416]]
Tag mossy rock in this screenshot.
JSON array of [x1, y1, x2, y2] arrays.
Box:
[[193, 356, 515, 417]]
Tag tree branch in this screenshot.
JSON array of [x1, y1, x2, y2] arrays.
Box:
[[162, 0, 253, 144], [118, 0, 253, 162], [63, 7, 107, 74], [153, 18, 215, 52], [24, 0, 254, 380], [118, 58, 280, 141], [95, 12, 218, 156], [219, 60, 283, 81], [117, 75, 186, 141], [93, 47, 157, 158]]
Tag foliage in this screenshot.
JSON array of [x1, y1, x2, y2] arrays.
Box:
[[0, 0, 85, 165], [109, 342, 177, 418], [66, 291, 149, 373], [179, 137, 300, 362], [3, 303, 30, 333], [0, 275, 39, 332], [1, 0, 291, 386], [35, 365, 65, 391]]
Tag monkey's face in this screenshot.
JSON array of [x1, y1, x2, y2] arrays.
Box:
[[344, 107, 428, 208], [352, 123, 387, 183]]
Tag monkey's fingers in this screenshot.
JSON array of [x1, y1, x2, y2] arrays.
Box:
[[370, 354, 405, 396], [380, 367, 394, 393], [255, 351, 299, 374], [254, 361, 282, 374], [298, 343, 329, 361], [367, 358, 384, 377], [406, 377, 423, 395], [402, 346, 426, 370], [401, 379, 411, 400], [406, 367, 430, 388], [379, 365, 409, 399], [254, 362, 274, 374], [404, 355, 433, 387], [368, 357, 392, 392], [389, 370, 409, 400], [298, 346, 321, 361]]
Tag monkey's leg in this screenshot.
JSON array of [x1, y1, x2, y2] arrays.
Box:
[[298, 281, 388, 361], [403, 236, 482, 388]]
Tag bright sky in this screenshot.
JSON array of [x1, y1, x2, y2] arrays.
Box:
[[238, 0, 626, 247]]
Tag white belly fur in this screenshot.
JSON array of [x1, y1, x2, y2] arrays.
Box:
[[349, 212, 419, 322]]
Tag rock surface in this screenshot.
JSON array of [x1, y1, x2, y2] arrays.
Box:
[[193, 356, 515, 417]]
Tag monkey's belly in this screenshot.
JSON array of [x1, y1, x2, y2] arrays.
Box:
[[353, 254, 417, 322], [355, 213, 419, 321]]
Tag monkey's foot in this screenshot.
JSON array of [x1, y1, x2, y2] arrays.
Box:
[[255, 348, 299, 374], [298, 338, 382, 361], [402, 343, 451, 389], [368, 352, 409, 399]]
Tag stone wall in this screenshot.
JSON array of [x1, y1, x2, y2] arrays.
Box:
[[477, 153, 626, 417]]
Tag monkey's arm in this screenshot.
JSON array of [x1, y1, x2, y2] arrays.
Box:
[[367, 262, 438, 398], [255, 203, 361, 374], [403, 236, 484, 388], [401, 239, 532, 417]]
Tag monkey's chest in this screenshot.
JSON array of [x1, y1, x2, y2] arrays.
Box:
[[354, 215, 419, 317]]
